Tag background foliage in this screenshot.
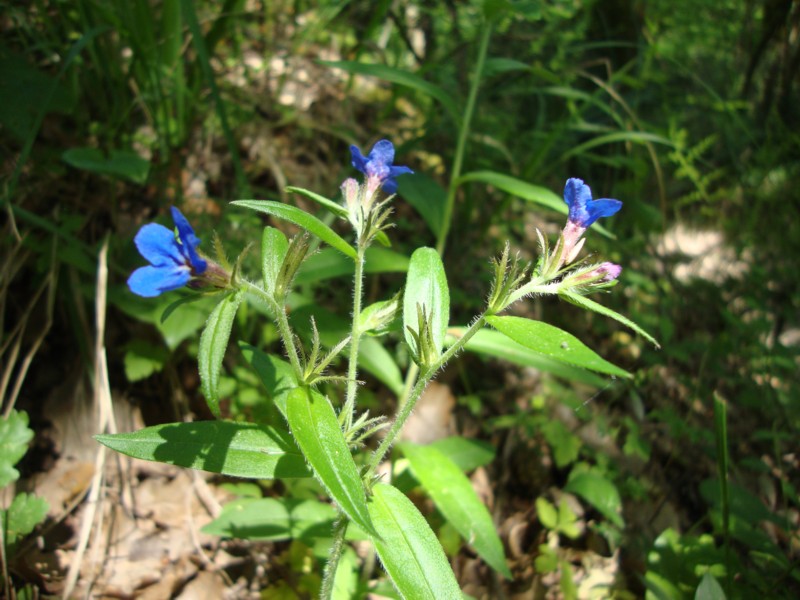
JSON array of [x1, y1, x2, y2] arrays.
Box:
[[1, 0, 798, 597]]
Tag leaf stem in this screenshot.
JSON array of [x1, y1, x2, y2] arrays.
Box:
[[242, 280, 303, 378], [366, 314, 487, 477], [436, 23, 492, 255]]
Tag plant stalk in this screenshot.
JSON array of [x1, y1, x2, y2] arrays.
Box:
[[366, 314, 488, 477], [320, 514, 349, 600], [242, 281, 303, 378], [342, 244, 367, 432], [436, 23, 492, 255]]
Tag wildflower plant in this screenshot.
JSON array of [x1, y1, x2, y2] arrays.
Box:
[[99, 139, 656, 598]]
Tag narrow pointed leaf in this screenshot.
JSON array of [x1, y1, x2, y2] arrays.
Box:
[[368, 483, 462, 599], [399, 443, 511, 578], [559, 291, 660, 347], [403, 247, 449, 359], [486, 315, 631, 378], [286, 185, 349, 218], [95, 421, 310, 478], [199, 290, 244, 417], [286, 387, 377, 537], [232, 200, 357, 259], [262, 226, 289, 295]]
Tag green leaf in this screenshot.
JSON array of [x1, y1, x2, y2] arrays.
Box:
[[559, 291, 660, 347], [695, 572, 727, 600], [449, 328, 607, 387], [239, 344, 297, 418], [486, 315, 630, 378], [535, 497, 558, 530], [565, 471, 624, 527], [483, 57, 532, 77], [262, 226, 289, 296], [457, 171, 616, 238], [320, 60, 460, 123], [95, 421, 309, 479], [367, 483, 462, 599], [202, 497, 336, 542], [62, 147, 150, 184], [395, 173, 446, 236], [0, 492, 49, 545], [232, 200, 357, 259], [431, 437, 496, 472], [0, 410, 34, 487], [123, 340, 169, 381], [285, 185, 348, 219], [403, 248, 450, 361], [458, 170, 564, 214], [286, 387, 377, 537], [399, 443, 510, 578], [295, 247, 409, 285], [199, 290, 244, 417]]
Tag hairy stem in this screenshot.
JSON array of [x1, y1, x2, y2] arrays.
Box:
[[320, 514, 349, 600], [242, 280, 303, 378], [366, 314, 487, 477], [342, 244, 367, 432]]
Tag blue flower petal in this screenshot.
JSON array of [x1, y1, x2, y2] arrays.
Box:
[[170, 207, 207, 273], [134, 223, 183, 267], [381, 178, 399, 195], [585, 198, 622, 225], [564, 178, 621, 228], [366, 140, 395, 178], [127, 264, 191, 297], [350, 145, 368, 173]]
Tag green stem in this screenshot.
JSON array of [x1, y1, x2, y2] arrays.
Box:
[[242, 280, 303, 378], [320, 514, 349, 600], [366, 314, 488, 476], [435, 23, 492, 255], [342, 244, 367, 432], [504, 278, 558, 307]]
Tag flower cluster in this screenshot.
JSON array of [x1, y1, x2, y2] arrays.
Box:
[[343, 140, 413, 243], [349, 139, 413, 196]]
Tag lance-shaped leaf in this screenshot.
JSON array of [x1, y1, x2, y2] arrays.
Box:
[[199, 290, 244, 417], [403, 247, 449, 363], [262, 226, 288, 296], [286, 387, 377, 537], [559, 291, 660, 347], [367, 483, 462, 599], [486, 315, 630, 378], [399, 443, 511, 578], [95, 421, 310, 479], [232, 200, 357, 259]]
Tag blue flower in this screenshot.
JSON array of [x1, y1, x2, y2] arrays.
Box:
[[564, 178, 622, 228], [128, 207, 208, 297], [350, 139, 413, 194]]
